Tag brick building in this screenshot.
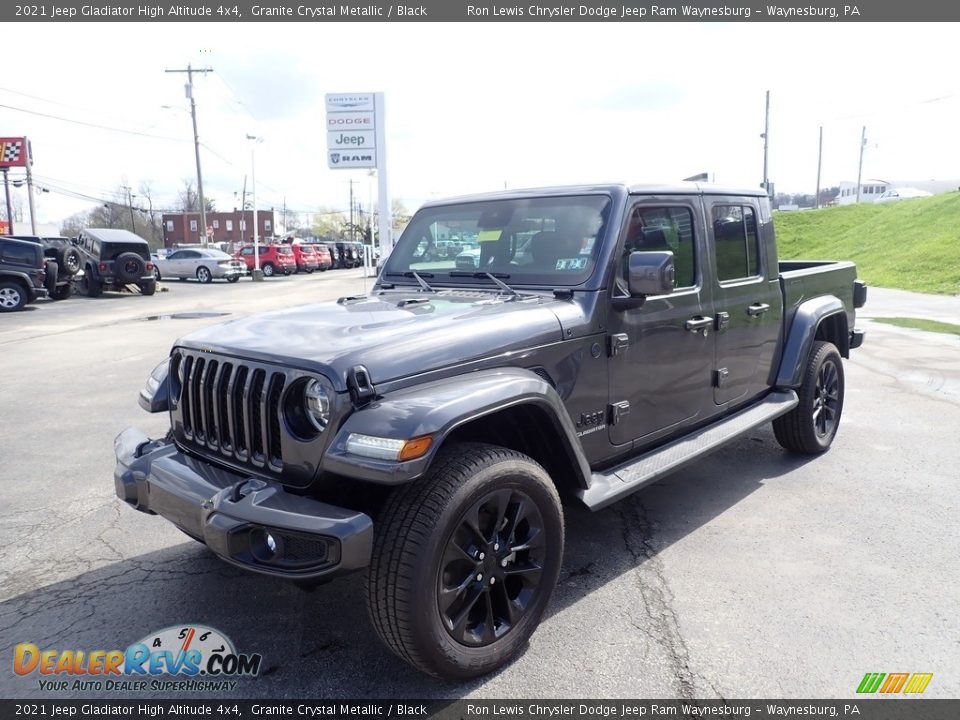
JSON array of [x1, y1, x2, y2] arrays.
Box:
[[161, 210, 276, 248]]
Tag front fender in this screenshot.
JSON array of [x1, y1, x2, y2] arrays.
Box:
[[775, 295, 846, 388], [322, 367, 590, 486]]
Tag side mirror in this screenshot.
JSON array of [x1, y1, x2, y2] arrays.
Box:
[[627, 251, 675, 297]]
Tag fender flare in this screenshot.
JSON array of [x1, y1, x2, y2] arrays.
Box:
[[775, 295, 847, 388], [322, 367, 591, 487]]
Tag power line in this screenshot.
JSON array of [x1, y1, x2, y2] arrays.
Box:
[[0, 102, 189, 142]]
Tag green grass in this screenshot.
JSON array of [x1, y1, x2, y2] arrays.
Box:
[[773, 193, 960, 294], [871, 317, 960, 336]]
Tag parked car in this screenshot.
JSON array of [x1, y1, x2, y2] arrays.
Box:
[[8, 235, 82, 301], [874, 187, 932, 203], [312, 243, 333, 271], [233, 244, 296, 277], [454, 246, 481, 270], [0, 236, 48, 311], [334, 241, 360, 269], [153, 248, 246, 283], [119, 183, 866, 679], [73, 228, 156, 297], [286, 243, 321, 274]]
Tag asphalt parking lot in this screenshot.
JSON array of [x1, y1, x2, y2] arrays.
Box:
[[1, 277, 958, 699]]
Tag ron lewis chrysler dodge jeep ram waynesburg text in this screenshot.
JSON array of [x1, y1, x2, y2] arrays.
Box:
[[115, 184, 866, 679]]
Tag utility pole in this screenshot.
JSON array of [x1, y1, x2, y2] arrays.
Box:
[[165, 64, 212, 246], [761, 90, 770, 196], [25, 137, 37, 234], [815, 126, 823, 210], [2, 168, 13, 234], [855, 126, 867, 204], [349, 179, 355, 243], [246, 135, 263, 281], [122, 185, 136, 231]]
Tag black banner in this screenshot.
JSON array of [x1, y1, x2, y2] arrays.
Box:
[[4, 0, 960, 23], [2, 700, 960, 720]]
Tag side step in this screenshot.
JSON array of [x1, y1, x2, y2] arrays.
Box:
[[578, 390, 798, 511]]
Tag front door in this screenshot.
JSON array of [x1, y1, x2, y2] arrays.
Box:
[[607, 199, 716, 447]]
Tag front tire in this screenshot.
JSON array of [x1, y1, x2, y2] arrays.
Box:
[[196, 266, 213, 284], [0, 281, 27, 312], [262, 263, 275, 277], [366, 443, 563, 679], [773, 340, 845, 454]]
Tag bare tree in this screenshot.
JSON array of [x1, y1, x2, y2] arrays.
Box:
[[138, 181, 163, 246]]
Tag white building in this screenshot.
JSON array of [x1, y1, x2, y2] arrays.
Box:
[[836, 178, 960, 205], [836, 179, 890, 205]]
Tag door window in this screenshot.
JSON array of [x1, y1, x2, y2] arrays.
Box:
[[618, 205, 696, 293], [712, 205, 760, 281]]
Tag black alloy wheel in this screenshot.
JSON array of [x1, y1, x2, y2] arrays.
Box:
[[438, 488, 547, 647]]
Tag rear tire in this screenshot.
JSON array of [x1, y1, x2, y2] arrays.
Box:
[[44, 261, 59, 295], [50, 284, 72, 301], [227, 276, 240, 283], [366, 443, 564, 679], [139, 280, 157, 296], [80, 270, 102, 298], [773, 340, 844, 454]]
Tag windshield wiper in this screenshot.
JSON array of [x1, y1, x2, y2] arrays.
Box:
[[449, 271, 520, 298], [384, 271, 436, 292]]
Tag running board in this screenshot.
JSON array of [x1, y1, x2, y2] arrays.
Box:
[[578, 390, 798, 511]]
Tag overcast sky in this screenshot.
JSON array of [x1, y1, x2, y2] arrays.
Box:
[[3, 22, 958, 227]]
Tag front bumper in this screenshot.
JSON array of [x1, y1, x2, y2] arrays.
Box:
[[113, 427, 373, 580]]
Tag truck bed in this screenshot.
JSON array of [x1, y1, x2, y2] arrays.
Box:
[[779, 259, 858, 313]]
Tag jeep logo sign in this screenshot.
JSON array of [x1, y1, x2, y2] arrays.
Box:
[[327, 131, 375, 149]]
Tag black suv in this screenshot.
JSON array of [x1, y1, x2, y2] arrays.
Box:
[[74, 228, 156, 297], [0, 236, 48, 311], [8, 235, 82, 301]]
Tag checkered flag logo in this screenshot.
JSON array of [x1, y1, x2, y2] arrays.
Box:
[[0, 138, 28, 168]]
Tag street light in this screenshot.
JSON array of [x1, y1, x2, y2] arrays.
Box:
[[246, 134, 264, 281]]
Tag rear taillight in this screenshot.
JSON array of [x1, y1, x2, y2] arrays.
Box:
[[98, 262, 107, 272], [145, 262, 154, 270]]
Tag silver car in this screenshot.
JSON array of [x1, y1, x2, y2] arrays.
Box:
[[152, 248, 246, 283]]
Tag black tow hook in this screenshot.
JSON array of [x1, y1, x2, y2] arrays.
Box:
[[230, 478, 267, 503]]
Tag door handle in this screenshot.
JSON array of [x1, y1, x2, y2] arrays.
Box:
[[685, 316, 713, 332], [746, 303, 771, 317]]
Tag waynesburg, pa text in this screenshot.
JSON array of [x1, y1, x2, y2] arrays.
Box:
[[466, 4, 858, 18]]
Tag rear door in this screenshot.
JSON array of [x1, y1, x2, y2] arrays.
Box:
[[704, 196, 783, 406], [606, 197, 716, 447]]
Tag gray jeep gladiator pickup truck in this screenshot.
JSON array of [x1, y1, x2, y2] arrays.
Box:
[[115, 183, 866, 679]]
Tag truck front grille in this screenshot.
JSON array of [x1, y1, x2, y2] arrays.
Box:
[[174, 351, 286, 473]]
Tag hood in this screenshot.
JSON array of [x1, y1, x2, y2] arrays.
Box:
[[176, 290, 565, 390]]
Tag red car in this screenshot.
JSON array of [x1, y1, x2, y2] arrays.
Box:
[[234, 244, 296, 277], [288, 243, 320, 273], [313, 243, 333, 271]]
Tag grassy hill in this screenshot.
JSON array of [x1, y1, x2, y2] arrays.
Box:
[[773, 192, 960, 295]]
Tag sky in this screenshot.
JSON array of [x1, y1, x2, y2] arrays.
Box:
[[2, 21, 959, 229]]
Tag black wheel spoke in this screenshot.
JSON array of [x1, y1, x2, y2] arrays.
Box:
[[510, 526, 545, 554], [489, 490, 511, 544], [448, 585, 484, 639], [494, 582, 520, 628], [503, 497, 527, 544], [481, 593, 497, 644]]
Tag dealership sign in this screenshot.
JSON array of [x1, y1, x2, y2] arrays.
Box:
[[325, 93, 376, 169]]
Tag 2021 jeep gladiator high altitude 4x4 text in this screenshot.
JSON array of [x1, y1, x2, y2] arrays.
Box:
[[115, 184, 866, 678]]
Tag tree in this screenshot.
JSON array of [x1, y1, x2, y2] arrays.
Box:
[[391, 198, 411, 231], [138, 181, 163, 246], [311, 209, 348, 241], [176, 179, 215, 213]]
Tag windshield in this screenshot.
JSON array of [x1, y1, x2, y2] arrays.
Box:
[[383, 195, 611, 286]]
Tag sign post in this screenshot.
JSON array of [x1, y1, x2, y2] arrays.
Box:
[[325, 93, 391, 272], [1, 136, 32, 235]]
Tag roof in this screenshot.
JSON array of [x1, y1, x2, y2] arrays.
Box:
[[81, 228, 149, 244], [420, 182, 767, 207]]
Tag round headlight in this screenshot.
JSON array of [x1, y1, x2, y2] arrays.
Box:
[[304, 379, 331, 431]]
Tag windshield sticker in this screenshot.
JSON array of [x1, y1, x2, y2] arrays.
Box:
[[556, 257, 587, 271]]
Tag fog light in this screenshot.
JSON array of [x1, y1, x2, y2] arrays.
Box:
[[265, 532, 277, 554]]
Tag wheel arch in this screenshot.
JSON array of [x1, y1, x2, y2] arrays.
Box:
[[775, 295, 849, 389], [322, 368, 591, 494]]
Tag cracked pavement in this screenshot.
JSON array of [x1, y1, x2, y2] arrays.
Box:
[[1, 282, 958, 699]]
